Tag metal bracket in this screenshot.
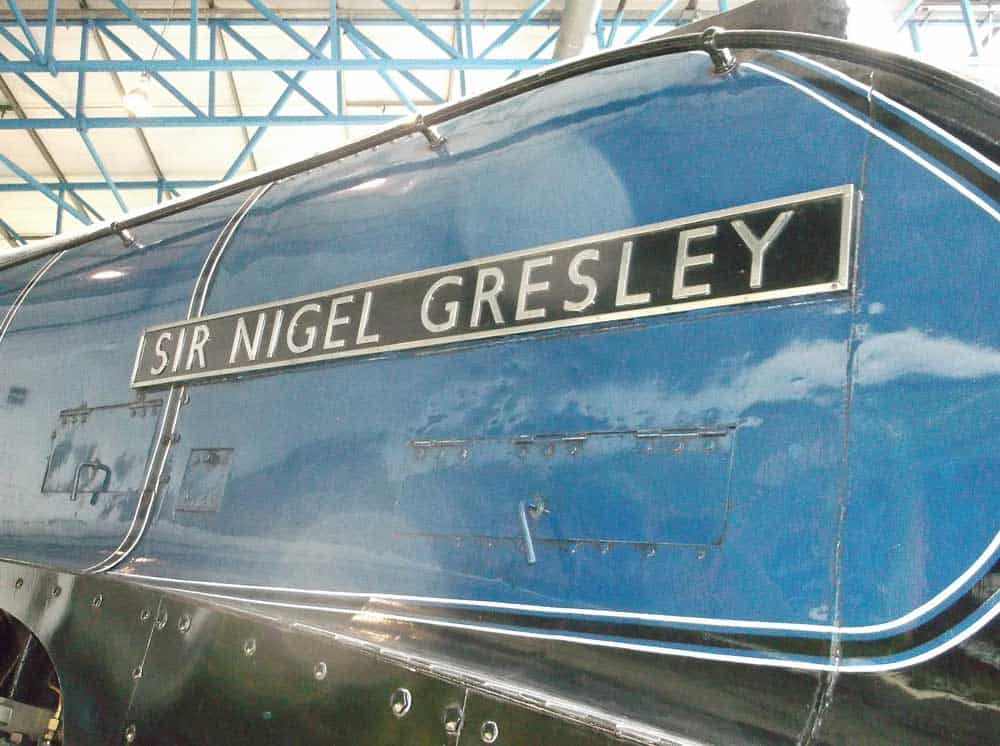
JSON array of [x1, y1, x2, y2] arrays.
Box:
[[701, 27, 737, 75], [414, 115, 447, 151]]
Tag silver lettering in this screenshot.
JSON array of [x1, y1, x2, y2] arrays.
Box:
[[673, 226, 717, 300], [185, 324, 210, 370], [515, 256, 552, 321], [615, 240, 650, 307], [732, 210, 794, 289], [564, 249, 600, 312], [421, 275, 463, 333], [171, 327, 187, 373], [266, 309, 285, 359], [229, 312, 267, 364], [323, 295, 355, 350], [470, 267, 505, 328], [356, 291, 380, 345], [287, 303, 322, 354], [150, 331, 172, 376]]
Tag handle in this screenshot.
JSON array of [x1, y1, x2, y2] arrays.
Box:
[[70, 461, 111, 505], [518, 501, 537, 565]]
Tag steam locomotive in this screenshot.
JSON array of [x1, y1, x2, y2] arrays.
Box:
[[0, 24, 996, 746]]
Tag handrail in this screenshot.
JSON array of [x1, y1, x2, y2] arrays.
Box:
[[1, 27, 996, 271]]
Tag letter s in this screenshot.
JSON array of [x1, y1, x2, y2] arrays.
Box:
[[150, 331, 172, 376]]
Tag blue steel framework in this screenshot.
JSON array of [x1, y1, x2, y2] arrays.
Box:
[[0, 0, 995, 241]]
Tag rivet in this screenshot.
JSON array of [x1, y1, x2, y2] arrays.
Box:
[[124, 724, 136, 744], [131, 665, 143, 680], [480, 720, 499, 744], [243, 638, 257, 657], [544, 444, 555, 457], [673, 442, 685, 454], [92, 594, 103, 608], [14, 578, 23, 589], [51, 585, 61, 597], [697, 548, 707, 560], [568, 445, 578, 456], [704, 440, 715, 452], [313, 661, 327, 681], [389, 687, 412, 718], [177, 613, 191, 633], [139, 607, 152, 623], [642, 544, 656, 559], [155, 608, 169, 630], [599, 542, 611, 555], [460, 447, 470, 460]]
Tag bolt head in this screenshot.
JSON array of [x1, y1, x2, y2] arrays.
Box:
[[313, 661, 327, 681], [124, 724, 136, 744], [389, 688, 412, 718], [92, 594, 103, 608], [480, 720, 500, 744], [177, 614, 191, 633], [243, 638, 256, 657]]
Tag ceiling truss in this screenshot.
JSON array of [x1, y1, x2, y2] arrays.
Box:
[[0, 0, 996, 243]]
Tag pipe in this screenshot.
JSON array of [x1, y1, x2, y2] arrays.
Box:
[[554, 0, 602, 59]]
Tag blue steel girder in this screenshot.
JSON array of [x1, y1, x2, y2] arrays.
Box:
[[477, 0, 550, 59], [222, 27, 334, 179], [0, 152, 91, 224], [96, 23, 206, 117], [107, 0, 186, 60], [341, 22, 445, 104], [218, 23, 334, 116], [343, 23, 416, 113], [5, 0, 40, 62]]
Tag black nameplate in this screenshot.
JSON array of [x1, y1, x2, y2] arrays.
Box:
[[131, 186, 855, 388]]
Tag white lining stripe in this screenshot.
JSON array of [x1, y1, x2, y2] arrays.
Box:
[[742, 62, 1000, 222], [146, 585, 1000, 673], [112, 528, 1000, 637], [774, 51, 1000, 178]]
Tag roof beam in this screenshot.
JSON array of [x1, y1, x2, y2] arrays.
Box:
[[5, 0, 42, 61], [0, 152, 90, 223], [477, 0, 550, 58], [627, 0, 683, 43], [223, 27, 334, 179], [107, 0, 187, 60], [344, 23, 415, 112], [0, 217, 26, 247], [97, 23, 206, 117], [216, 27, 258, 174], [243, 0, 326, 59], [0, 72, 98, 222], [91, 25, 168, 186], [380, 0, 461, 58], [342, 21, 444, 103], [219, 22, 334, 116]]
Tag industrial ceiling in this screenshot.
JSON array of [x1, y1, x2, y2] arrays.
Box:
[[0, 0, 995, 242]]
